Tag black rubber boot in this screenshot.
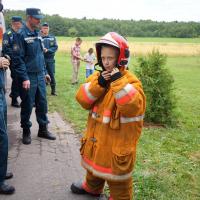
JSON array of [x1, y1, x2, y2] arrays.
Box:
[[71, 182, 88, 195], [0, 182, 15, 195], [97, 194, 109, 200], [22, 128, 31, 145], [38, 125, 56, 140], [5, 172, 13, 180], [51, 85, 57, 96], [70, 182, 100, 197], [11, 98, 20, 108]]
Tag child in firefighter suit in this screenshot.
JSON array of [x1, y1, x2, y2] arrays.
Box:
[[71, 32, 146, 200]]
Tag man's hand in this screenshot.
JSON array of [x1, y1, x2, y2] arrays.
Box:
[[0, 57, 10, 70], [43, 48, 48, 53], [23, 80, 30, 90], [45, 74, 51, 83]]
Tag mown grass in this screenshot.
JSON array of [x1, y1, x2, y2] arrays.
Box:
[[48, 51, 200, 200], [57, 36, 200, 43], [57, 37, 200, 57]]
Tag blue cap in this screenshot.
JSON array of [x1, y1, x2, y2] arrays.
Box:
[[42, 22, 49, 27], [0, 3, 3, 12], [26, 8, 44, 19], [11, 16, 22, 22]]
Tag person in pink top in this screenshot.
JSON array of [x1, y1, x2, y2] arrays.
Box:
[[71, 37, 83, 84]]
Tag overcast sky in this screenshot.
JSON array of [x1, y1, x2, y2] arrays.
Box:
[[3, 0, 200, 22]]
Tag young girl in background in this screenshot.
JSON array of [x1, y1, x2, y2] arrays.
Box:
[[84, 48, 96, 78]]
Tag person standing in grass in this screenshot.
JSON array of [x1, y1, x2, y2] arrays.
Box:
[[2, 16, 23, 108], [40, 22, 58, 95], [84, 48, 96, 78], [0, 56, 15, 195], [70, 32, 146, 200], [71, 37, 83, 85], [12, 8, 56, 145]]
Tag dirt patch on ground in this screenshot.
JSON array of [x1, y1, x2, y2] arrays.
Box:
[[144, 122, 165, 128], [189, 152, 200, 162]]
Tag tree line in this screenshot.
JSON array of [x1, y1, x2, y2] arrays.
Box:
[[4, 9, 200, 38]]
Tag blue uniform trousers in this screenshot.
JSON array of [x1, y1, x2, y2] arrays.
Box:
[[0, 89, 8, 185], [19, 72, 49, 129], [45, 60, 56, 87], [9, 68, 19, 99]]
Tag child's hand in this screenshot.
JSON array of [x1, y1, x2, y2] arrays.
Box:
[[110, 68, 122, 82], [101, 71, 111, 81], [79, 56, 84, 61], [111, 68, 119, 76], [98, 71, 110, 88]]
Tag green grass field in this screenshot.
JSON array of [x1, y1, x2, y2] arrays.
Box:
[[47, 47, 200, 199]]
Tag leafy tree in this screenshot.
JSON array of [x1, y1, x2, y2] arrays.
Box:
[[68, 27, 78, 37], [3, 9, 200, 37]]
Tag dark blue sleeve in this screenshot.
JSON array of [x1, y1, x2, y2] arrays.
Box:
[[12, 33, 29, 81], [47, 36, 58, 54], [2, 33, 12, 58]]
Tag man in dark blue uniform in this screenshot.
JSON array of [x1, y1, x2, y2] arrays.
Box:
[[2, 16, 22, 108], [13, 8, 56, 145], [41, 23, 58, 95], [0, 56, 15, 194]]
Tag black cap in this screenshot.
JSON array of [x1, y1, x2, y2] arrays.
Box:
[[26, 8, 44, 19], [42, 22, 49, 27], [11, 16, 22, 22]]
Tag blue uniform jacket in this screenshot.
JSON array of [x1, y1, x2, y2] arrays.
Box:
[[0, 69, 5, 89], [42, 35, 58, 60], [0, 29, 15, 88], [2, 28, 15, 60], [13, 25, 46, 81]]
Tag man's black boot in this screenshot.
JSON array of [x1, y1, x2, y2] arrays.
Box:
[[5, 172, 13, 180], [51, 85, 57, 96], [38, 125, 56, 140], [11, 98, 20, 108], [0, 182, 15, 195], [22, 128, 31, 145]]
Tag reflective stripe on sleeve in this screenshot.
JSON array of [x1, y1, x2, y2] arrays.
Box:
[[81, 82, 97, 104], [115, 84, 137, 105]]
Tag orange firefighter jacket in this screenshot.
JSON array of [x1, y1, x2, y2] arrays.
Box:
[[76, 70, 146, 182]]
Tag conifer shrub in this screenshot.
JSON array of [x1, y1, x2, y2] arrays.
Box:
[[135, 50, 177, 126]]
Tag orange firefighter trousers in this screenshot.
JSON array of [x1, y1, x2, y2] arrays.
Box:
[[83, 171, 133, 200]]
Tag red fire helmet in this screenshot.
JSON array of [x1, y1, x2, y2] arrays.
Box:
[[95, 32, 130, 68]]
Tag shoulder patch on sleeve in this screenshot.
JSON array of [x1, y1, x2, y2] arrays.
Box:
[[3, 40, 9, 45]]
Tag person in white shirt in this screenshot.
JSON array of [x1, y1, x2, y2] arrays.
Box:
[[84, 48, 96, 78]]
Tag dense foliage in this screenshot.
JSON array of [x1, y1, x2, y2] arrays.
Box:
[[4, 9, 200, 38], [135, 50, 177, 126]]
